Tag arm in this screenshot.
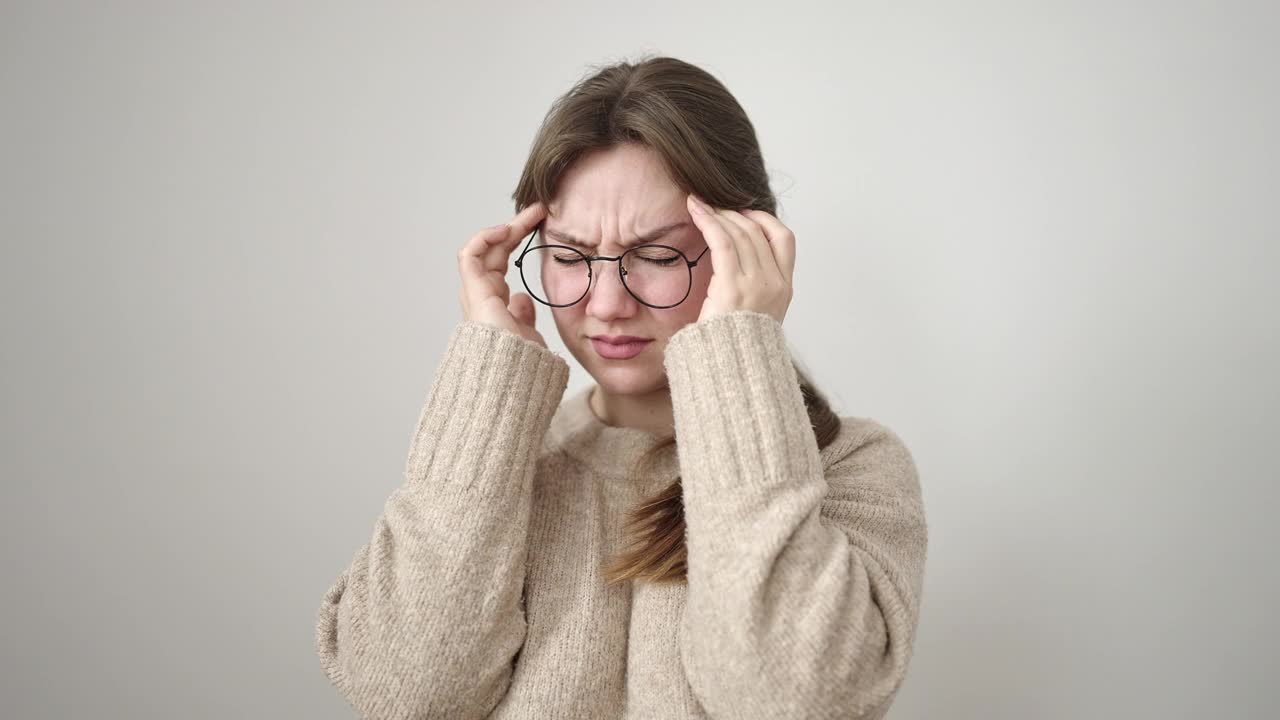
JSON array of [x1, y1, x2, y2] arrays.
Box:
[[315, 320, 570, 719], [663, 310, 929, 720]]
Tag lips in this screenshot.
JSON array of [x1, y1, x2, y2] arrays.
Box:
[[591, 335, 650, 344], [590, 336, 652, 360]]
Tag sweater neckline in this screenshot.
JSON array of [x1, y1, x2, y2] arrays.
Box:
[[548, 384, 681, 485]]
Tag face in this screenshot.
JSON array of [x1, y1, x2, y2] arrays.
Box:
[[541, 143, 711, 396]]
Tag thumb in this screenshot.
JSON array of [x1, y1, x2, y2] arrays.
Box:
[[509, 292, 537, 328]]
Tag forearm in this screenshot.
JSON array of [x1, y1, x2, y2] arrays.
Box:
[[316, 321, 570, 719], [664, 310, 928, 719]]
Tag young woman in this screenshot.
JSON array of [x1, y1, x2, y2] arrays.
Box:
[[315, 55, 928, 720]]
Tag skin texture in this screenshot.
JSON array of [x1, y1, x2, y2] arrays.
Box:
[[457, 143, 796, 435]]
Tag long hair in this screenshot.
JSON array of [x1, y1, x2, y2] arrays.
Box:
[[511, 54, 843, 584]]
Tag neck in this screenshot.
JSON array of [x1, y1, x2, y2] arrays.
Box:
[[589, 384, 675, 437]]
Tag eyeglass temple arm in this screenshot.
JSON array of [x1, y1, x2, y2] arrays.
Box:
[[513, 223, 541, 268], [689, 244, 710, 266]]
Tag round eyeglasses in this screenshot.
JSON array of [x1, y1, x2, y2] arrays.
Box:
[[513, 222, 710, 309]]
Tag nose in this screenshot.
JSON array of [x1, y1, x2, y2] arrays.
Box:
[[583, 259, 639, 318]]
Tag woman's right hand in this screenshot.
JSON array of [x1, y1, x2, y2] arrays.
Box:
[[457, 202, 550, 349]]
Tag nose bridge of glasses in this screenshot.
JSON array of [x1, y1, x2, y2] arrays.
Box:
[[587, 254, 628, 292]]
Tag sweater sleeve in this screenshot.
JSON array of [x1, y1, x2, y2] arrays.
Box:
[[315, 320, 570, 720], [662, 310, 929, 720]]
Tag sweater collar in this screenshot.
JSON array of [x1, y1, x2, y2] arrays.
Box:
[[548, 384, 680, 485]]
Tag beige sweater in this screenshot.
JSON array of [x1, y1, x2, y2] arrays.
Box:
[[315, 309, 928, 719]]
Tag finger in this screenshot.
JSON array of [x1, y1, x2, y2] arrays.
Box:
[[462, 223, 513, 260], [509, 292, 536, 328], [739, 209, 797, 281], [491, 202, 548, 252], [687, 194, 741, 277], [459, 225, 513, 309], [459, 206, 540, 270], [711, 207, 758, 276], [457, 250, 506, 312], [481, 203, 548, 275], [717, 208, 775, 278], [459, 205, 547, 304]]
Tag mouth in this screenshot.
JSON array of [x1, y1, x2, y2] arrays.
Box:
[[591, 334, 650, 344], [589, 335, 653, 360]]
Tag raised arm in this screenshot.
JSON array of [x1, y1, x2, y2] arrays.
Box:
[[663, 310, 929, 720], [315, 320, 569, 719]]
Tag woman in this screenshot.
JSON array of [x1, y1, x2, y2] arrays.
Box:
[[315, 55, 928, 720]]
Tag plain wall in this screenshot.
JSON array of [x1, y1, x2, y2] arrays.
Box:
[[2, 1, 1276, 718]]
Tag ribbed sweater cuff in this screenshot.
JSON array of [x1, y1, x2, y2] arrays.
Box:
[[404, 320, 570, 499], [663, 310, 824, 495]]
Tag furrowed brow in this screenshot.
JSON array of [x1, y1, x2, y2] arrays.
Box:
[[543, 221, 691, 249]]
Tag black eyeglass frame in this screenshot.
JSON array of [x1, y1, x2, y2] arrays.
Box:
[[513, 222, 710, 309]]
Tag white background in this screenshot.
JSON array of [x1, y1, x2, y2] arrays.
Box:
[[2, 1, 1276, 717]]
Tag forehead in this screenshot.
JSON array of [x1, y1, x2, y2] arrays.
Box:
[[541, 219, 694, 249], [544, 144, 689, 247]]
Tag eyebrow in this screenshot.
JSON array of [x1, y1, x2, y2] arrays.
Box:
[[541, 221, 692, 249]]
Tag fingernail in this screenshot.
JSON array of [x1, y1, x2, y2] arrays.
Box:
[[689, 195, 705, 215]]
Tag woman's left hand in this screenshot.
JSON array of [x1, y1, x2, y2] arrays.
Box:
[[686, 193, 796, 324]]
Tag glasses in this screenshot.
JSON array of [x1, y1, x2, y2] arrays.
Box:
[[513, 222, 710, 309]]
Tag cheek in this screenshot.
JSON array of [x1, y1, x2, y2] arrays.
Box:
[[689, 267, 712, 299], [653, 286, 707, 343], [683, 266, 712, 313], [549, 305, 584, 336]]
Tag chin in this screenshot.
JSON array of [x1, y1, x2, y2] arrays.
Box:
[[583, 360, 667, 396]]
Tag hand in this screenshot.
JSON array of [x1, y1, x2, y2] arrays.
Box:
[[457, 202, 550, 348], [685, 194, 796, 324]]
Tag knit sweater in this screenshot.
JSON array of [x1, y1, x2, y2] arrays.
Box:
[[315, 309, 928, 720]]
